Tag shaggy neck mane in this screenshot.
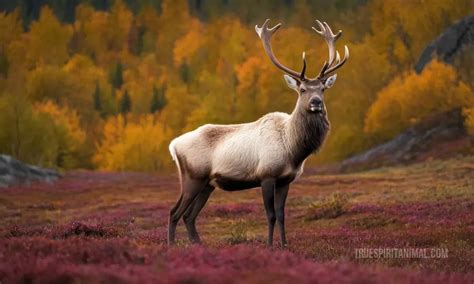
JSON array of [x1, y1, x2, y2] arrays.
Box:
[[285, 105, 330, 167]]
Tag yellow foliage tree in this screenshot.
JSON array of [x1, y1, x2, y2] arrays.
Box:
[[26, 65, 76, 104], [121, 54, 164, 115], [0, 94, 86, 168], [0, 10, 22, 54], [136, 7, 160, 54], [64, 54, 116, 118], [0, 94, 43, 163], [173, 22, 205, 66], [74, 4, 108, 61], [107, 0, 133, 52], [73, 1, 132, 64], [26, 6, 72, 66], [34, 101, 86, 168], [364, 60, 473, 141], [185, 71, 235, 130], [94, 115, 172, 171], [159, 84, 198, 133], [156, 0, 195, 65], [234, 56, 264, 122]]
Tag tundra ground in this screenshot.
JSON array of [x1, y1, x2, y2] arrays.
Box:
[[0, 157, 473, 283]]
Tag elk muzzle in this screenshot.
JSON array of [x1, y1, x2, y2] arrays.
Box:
[[309, 97, 324, 113]]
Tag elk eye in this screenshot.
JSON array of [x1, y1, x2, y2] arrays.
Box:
[[300, 89, 306, 93]]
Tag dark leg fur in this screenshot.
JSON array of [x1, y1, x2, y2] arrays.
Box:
[[261, 179, 276, 246], [168, 176, 207, 245], [183, 184, 214, 243], [275, 183, 289, 247]]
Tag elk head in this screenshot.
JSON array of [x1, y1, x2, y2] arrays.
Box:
[[255, 19, 349, 114]]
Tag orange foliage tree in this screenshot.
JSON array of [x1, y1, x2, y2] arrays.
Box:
[[364, 61, 473, 141]]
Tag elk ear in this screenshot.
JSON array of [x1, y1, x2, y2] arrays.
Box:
[[324, 74, 337, 89], [284, 75, 299, 91]]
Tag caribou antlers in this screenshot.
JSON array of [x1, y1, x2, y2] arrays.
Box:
[[255, 19, 349, 81]]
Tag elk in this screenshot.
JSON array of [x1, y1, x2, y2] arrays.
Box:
[[168, 19, 349, 246]]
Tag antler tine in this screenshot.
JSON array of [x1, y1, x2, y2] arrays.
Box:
[[320, 21, 337, 67], [335, 51, 341, 64], [300, 52, 307, 80], [324, 45, 349, 75], [312, 20, 349, 79], [312, 20, 325, 35], [256, 19, 303, 79], [318, 61, 329, 79], [323, 22, 342, 40], [255, 19, 281, 38]]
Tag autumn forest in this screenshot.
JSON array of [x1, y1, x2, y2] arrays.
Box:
[[0, 0, 473, 172]]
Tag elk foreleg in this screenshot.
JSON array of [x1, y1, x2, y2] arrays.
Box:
[[261, 179, 276, 246], [275, 183, 289, 247]]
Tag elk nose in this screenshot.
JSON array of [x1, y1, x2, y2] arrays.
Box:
[[310, 97, 322, 106], [309, 97, 323, 112]]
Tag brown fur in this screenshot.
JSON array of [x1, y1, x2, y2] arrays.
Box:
[[203, 125, 240, 146]]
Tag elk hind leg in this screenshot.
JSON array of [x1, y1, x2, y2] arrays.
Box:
[[183, 184, 214, 243], [168, 193, 183, 245], [168, 177, 207, 245]]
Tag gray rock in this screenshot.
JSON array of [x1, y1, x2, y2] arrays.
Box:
[[0, 155, 61, 188], [415, 15, 474, 73], [0, 165, 10, 175], [340, 109, 469, 172]]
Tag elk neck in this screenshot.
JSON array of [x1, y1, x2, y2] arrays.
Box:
[[285, 102, 330, 167]]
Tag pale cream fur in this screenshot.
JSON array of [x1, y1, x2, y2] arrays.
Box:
[[169, 111, 305, 186]]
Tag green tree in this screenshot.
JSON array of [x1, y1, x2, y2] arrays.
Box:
[[92, 82, 107, 118], [179, 63, 191, 83], [110, 62, 124, 90], [150, 85, 166, 114], [128, 19, 145, 55], [119, 89, 132, 119]]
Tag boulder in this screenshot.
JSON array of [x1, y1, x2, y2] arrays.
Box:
[[0, 155, 60, 188], [415, 15, 474, 73], [339, 109, 470, 172]]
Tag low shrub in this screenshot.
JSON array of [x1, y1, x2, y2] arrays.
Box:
[[306, 192, 349, 220]]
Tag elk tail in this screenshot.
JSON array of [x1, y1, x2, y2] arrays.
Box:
[[169, 138, 183, 187]]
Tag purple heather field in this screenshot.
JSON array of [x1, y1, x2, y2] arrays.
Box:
[[1, 157, 473, 283]]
